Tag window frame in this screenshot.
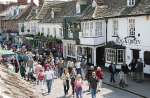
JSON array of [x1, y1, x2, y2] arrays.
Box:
[[95, 21, 102, 36], [127, 0, 135, 7], [112, 19, 118, 36], [128, 18, 135, 37], [105, 48, 125, 64]]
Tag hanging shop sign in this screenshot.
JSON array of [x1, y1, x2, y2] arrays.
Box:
[[116, 36, 141, 45]]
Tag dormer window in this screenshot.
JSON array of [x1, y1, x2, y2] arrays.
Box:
[[127, 0, 135, 7], [51, 8, 54, 19]]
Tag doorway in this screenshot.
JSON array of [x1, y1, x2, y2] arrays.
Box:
[[132, 49, 140, 60], [96, 46, 105, 66]]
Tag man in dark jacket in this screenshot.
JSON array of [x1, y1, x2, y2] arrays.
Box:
[[121, 62, 129, 85], [86, 66, 95, 91], [89, 72, 99, 98], [109, 62, 116, 83], [135, 58, 144, 83]]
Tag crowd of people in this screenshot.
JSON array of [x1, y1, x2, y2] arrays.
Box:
[[0, 43, 145, 98]]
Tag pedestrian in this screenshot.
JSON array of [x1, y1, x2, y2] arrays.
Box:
[[74, 74, 83, 98], [20, 60, 26, 79], [89, 72, 99, 98], [121, 62, 129, 86], [85, 66, 95, 91], [45, 67, 55, 94], [96, 67, 104, 92], [75, 60, 82, 75], [70, 67, 77, 96], [61, 68, 70, 96], [135, 58, 144, 83], [129, 59, 137, 80], [38, 69, 45, 94], [119, 69, 125, 88], [109, 62, 116, 83]]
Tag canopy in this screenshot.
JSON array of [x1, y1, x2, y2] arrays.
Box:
[[0, 49, 16, 55]]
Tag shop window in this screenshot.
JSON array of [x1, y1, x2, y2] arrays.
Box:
[[105, 48, 125, 64], [144, 51, 150, 65]]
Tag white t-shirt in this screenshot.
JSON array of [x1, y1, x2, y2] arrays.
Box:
[[45, 70, 54, 80], [76, 62, 81, 69]]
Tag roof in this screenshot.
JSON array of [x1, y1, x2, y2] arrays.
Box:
[[40, 1, 77, 23], [82, 0, 150, 20], [0, 3, 35, 21]]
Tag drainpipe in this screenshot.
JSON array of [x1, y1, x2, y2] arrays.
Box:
[[105, 18, 108, 44]]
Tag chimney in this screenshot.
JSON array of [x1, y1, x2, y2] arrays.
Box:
[[17, 0, 27, 5], [39, 0, 44, 7], [96, 0, 104, 6]]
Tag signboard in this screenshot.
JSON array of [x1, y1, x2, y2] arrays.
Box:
[[116, 36, 141, 46]]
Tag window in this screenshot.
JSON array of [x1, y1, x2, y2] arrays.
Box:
[[95, 22, 102, 36], [144, 51, 150, 65], [128, 19, 135, 37], [105, 48, 125, 64], [41, 27, 44, 33], [59, 28, 63, 37], [113, 19, 118, 36], [67, 44, 75, 57], [47, 28, 50, 34], [127, 0, 135, 6], [86, 22, 89, 36], [53, 27, 56, 37], [67, 23, 73, 38], [117, 49, 125, 63], [90, 22, 93, 36]]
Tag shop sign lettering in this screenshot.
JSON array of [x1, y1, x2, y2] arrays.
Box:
[[116, 37, 141, 45]]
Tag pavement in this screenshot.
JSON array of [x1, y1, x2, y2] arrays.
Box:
[[32, 69, 150, 98], [34, 78, 141, 98], [103, 70, 150, 98]]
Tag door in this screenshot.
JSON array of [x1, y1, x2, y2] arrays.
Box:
[[132, 49, 140, 60]]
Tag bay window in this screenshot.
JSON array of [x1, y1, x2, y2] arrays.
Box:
[[105, 48, 125, 64]]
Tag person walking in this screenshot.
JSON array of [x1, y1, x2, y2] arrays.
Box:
[[61, 68, 70, 96], [85, 66, 95, 91], [70, 67, 77, 96], [74, 74, 83, 98], [89, 72, 99, 98], [121, 62, 129, 85], [45, 67, 55, 94], [20, 60, 26, 79], [38, 69, 45, 94], [135, 58, 144, 83], [109, 62, 116, 83], [96, 67, 104, 92]]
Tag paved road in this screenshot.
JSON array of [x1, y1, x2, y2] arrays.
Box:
[[34, 78, 140, 98]]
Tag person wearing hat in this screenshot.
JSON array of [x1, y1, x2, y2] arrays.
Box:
[[89, 72, 99, 98]]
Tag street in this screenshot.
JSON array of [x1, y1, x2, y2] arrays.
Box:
[[34, 78, 140, 98]]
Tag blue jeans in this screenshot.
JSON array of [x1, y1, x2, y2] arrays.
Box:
[[46, 79, 53, 93], [76, 89, 82, 98], [91, 88, 96, 98]]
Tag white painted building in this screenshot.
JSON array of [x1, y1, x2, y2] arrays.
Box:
[[106, 15, 150, 74], [102, 0, 150, 74], [79, 19, 106, 66], [38, 23, 63, 39]]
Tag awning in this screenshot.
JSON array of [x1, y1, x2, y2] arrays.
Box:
[[0, 49, 16, 55], [105, 41, 126, 49]]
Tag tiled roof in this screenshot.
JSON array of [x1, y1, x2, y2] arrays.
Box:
[[82, 0, 150, 20], [41, 1, 76, 23]]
